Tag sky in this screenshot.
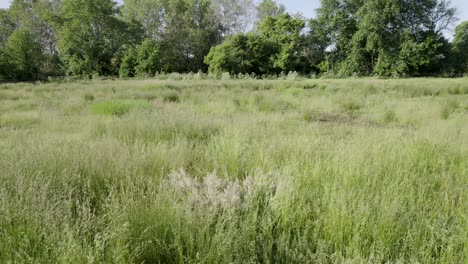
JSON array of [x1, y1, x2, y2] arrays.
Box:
[[0, 0, 467, 34]]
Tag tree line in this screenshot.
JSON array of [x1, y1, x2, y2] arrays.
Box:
[[0, 0, 467, 81]]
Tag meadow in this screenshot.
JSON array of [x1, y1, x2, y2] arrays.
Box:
[[0, 78, 467, 263]]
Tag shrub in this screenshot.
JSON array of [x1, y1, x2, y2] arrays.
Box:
[[119, 48, 137, 78]]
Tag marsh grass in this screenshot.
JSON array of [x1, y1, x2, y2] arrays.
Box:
[[0, 78, 467, 263]]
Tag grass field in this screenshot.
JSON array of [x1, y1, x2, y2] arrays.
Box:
[[0, 78, 467, 263]]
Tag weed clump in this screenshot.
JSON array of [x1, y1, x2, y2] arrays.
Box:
[[252, 93, 295, 112], [337, 98, 364, 114], [90, 100, 152, 116], [83, 93, 95, 101], [382, 110, 397, 124], [301, 83, 317, 90], [162, 91, 180, 103]]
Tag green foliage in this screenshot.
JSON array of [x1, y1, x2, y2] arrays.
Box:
[[119, 38, 164, 78], [256, 0, 286, 22], [0, 9, 15, 46], [119, 48, 137, 78], [259, 14, 310, 73], [123, 0, 221, 73], [3, 0, 66, 78], [452, 21, 468, 75], [58, 0, 134, 77], [0, 0, 464, 80], [135, 39, 162, 76], [206, 13, 318, 76], [0, 29, 43, 81], [317, 0, 456, 77], [205, 33, 276, 76]]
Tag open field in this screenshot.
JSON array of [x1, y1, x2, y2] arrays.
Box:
[[0, 78, 467, 263]]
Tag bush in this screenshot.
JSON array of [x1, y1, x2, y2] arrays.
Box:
[[119, 48, 137, 78], [135, 39, 162, 76]]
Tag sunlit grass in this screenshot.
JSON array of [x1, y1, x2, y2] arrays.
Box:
[[0, 78, 467, 263]]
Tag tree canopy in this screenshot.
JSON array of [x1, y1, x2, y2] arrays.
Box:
[[0, 0, 466, 81], [452, 21, 468, 74]]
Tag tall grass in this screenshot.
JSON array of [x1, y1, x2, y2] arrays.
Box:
[[0, 78, 467, 263]]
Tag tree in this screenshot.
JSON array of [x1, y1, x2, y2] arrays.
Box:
[[10, 0, 64, 74], [0, 9, 16, 47], [452, 21, 468, 74], [9, 0, 61, 54], [205, 13, 319, 76], [316, 0, 456, 76], [122, 0, 165, 40], [211, 0, 255, 35], [135, 38, 162, 76], [119, 48, 137, 78], [0, 29, 43, 81], [314, 0, 361, 74], [306, 18, 329, 72], [205, 33, 276, 76], [258, 14, 312, 73], [122, 0, 221, 73], [58, 0, 134, 76], [162, 0, 220, 72], [256, 0, 286, 22]]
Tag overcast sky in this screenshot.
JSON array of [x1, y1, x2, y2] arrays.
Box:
[[0, 0, 467, 34]]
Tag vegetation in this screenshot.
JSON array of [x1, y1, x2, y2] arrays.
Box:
[[0, 78, 467, 263], [205, 13, 319, 76], [0, 0, 467, 81], [0, 0, 467, 262], [452, 21, 468, 74]]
